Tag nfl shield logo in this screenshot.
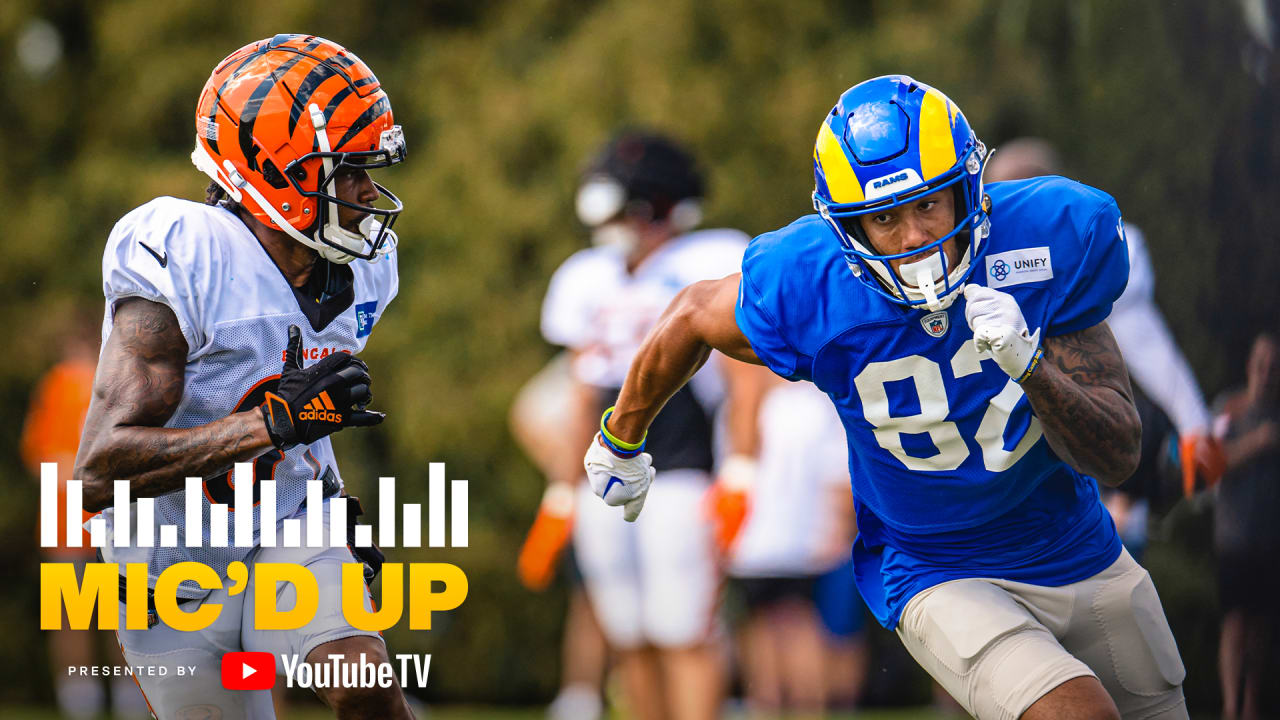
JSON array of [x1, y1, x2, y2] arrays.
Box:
[[921, 311, 949, 338]]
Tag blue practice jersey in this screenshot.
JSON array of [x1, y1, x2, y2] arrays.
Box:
[[736, 176, 1129, 628]]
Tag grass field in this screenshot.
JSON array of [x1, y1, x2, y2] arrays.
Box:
[[0, 705, 1229, 719], [0, 707, 960, 720]]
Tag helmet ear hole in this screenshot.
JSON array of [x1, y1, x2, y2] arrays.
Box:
[[261, 159, 289, 190]]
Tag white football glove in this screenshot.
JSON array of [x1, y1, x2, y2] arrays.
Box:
[[584, 434, 655, 522], [963, 284, 1044, 383]]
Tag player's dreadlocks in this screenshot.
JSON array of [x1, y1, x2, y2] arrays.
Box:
[[204, 180, 225, 206], [204, 180, 245, 215]]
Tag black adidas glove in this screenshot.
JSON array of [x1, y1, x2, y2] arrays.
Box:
[[260, 325, 384, 450]]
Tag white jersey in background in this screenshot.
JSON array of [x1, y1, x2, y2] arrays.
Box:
[[97, 196, 398, 596], [542, 228, 748, 402], [1107, 223, 1210, 433], [541, 228, 748, 649], [730, 381, 850, 578]]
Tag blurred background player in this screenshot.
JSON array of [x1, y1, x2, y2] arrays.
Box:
[[512, 353, 611, 720], [727, 378, 867, 716], [21, 314, 149, 719], [986, 138, 1220, 558], [1210, 332, 1280, 720], [812, 555, 869, 714], [540, 130, 769, 720]]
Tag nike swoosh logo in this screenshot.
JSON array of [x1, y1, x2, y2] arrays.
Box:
[[139, 241, 168, 268], [602, 477, 624, 498]]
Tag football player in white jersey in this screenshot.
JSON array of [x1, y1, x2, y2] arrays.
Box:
[[542, 131, 769, 720], [985, 138, 1213, 440], [728, 378, 861, 715], [74, 35, 413, 719], [986, 138, 1220, 552]]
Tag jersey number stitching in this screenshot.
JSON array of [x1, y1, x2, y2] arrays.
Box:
[[852, 340, 1042, 472]]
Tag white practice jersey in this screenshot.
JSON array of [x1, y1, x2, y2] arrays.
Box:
[[542, 228, 748, 394], [97, 197, 398, 597], [1107, 223, 1211, 433], [730, 381, 850, 578], [542, 229, 749, 473]]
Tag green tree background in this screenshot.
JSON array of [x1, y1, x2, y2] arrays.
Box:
[[0, 0, 1276, 710]]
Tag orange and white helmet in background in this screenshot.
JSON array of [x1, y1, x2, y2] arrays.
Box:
[[192, 34, 406, 263]]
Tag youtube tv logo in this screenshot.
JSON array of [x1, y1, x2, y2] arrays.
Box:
[[221, 652, 276, 690]]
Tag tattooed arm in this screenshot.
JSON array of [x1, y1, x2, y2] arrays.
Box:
[[1020, 321, 1141, 486], [74, 297, 274, 511]]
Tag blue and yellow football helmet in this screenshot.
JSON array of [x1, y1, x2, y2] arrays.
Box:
[[812, 75, 990, 311]]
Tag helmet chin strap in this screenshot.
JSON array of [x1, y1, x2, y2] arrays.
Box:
[[191, 142, 243, 203], [206, 104, 380, 266], [308, 106, 344, 245], [220, 158, 356, 264], [306, 104, 390, 263], [857, 242, 966, 312], [897, 253, 946, 311], [196, 137, 351, 261]]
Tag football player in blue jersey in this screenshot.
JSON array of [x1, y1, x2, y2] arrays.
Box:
[[582, 75, 1188, 719]]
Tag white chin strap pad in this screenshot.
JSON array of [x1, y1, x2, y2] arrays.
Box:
[[898, 253, 946, 311]]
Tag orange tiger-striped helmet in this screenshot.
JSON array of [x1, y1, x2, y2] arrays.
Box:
[[192, 34, 405, 263]]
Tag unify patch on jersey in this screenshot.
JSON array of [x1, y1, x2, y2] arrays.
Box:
[[985, 247, 1053, 288]]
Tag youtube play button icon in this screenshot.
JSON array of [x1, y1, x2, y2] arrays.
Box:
[[221, 651, 276, 690]]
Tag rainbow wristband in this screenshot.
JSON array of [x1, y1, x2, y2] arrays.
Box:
[[599, 406, 646, 457], [1016, 345, 1045, 384]]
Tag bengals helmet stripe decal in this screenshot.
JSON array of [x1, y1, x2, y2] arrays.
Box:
[[320, 86, 356, 125], [193, 34, 403, 263], [237, 46, 320, 171], [288, 63, 342, 136], [206, 46, 271, 152], [325, 52, 356, 70], [334, 96, 391, 151]]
